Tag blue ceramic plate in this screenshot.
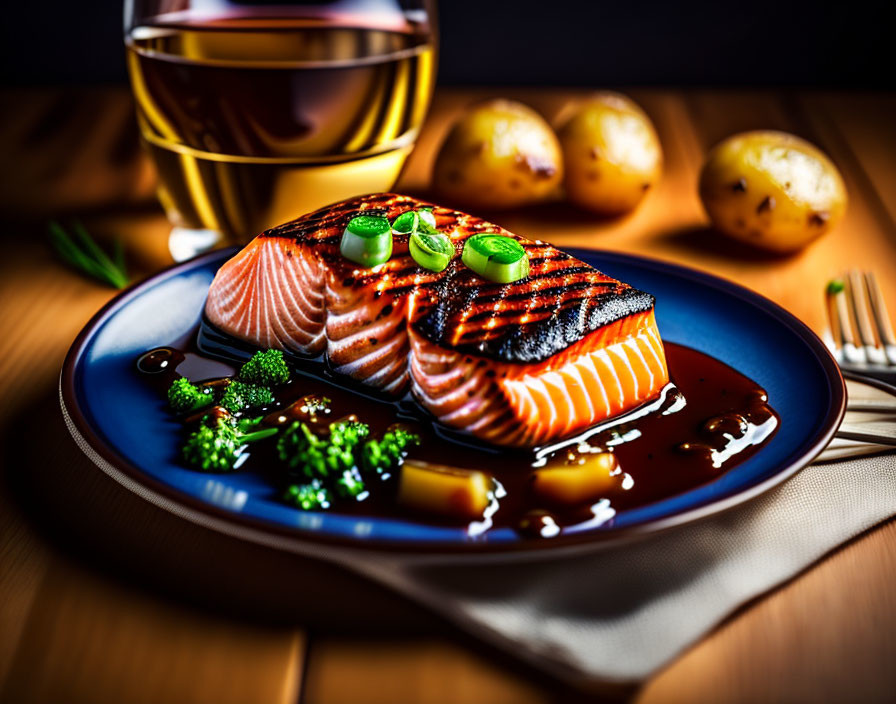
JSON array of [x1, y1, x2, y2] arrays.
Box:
[[60, 248, 845, 555]]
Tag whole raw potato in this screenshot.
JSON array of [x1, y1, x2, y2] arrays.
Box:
[[432, 99, 562, 209], [699, 131, 847, 253], [557, 93, 662, 215]]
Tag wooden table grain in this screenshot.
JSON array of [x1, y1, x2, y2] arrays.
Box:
[[1, 87, 895, 704]]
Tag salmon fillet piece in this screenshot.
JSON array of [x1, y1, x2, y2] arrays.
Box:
[[205, 193, 669, 448]]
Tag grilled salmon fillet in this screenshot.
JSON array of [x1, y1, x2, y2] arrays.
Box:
[[205, 193, 668, 447]]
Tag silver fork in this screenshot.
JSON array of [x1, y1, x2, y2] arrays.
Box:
[[825, 271, 896, 448], [826, 270, 896, 385]]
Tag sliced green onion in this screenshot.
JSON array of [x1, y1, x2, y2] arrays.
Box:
[[392, 207, 453, 271], [340, 214, 392, 267], [392, 207, 437, 235], [462, 234, 529, 283], [417, 207, 437, 231], [391, 210, 419, 235], [410, 229, 454, 272]]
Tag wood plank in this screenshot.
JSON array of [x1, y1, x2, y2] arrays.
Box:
[[0, 91, 60, 150], [0, 239, 113, 420], [0, 226, 119, 691], [639, 519, 896, 704], [2, 88, 895, 704], [799, 92, 896, 236], [1, 557, 304, 704], [0, 217, 306, 704], [54, 94, 150, 206], [0, 482, 52, 693], [302, 638, 550, 704], [0, 88, 156, 214]]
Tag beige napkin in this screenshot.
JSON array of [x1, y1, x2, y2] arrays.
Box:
[[346, 377, 896, 690]]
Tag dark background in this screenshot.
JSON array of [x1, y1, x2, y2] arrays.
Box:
[[0, 0, 891, 87]]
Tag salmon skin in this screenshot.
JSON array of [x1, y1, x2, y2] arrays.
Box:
[[205, 193, 669, 448]]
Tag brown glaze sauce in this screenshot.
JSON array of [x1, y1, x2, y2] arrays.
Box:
[[136, 331, 778, 540]]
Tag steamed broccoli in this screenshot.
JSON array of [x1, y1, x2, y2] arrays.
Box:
[[283, 479, 332, 510], [219, 380, 275, 414], [167, 377, 215, 415], [276, 419, 372, 500], [276, 420, 419, 505], [361, 427, 420, 479], [239, 349, 290, 386], [276, 419, 369, 476], [182, 416, 277, 472], [336, 467, 368, 500]]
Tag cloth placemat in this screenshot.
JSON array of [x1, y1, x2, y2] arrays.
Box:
[[347, 378, 896, 689]]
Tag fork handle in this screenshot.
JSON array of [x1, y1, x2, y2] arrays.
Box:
[[837, 422, 896, 447], [840, 366, 896, 386]]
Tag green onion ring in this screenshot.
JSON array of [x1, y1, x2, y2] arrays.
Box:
[[391, 210, 419, 235], [392, 207, 438, 235], [340, 214, 392, 267], [417, 207, 437, 231], [410, 229, 454, 272], [461, 234, 529, 283]]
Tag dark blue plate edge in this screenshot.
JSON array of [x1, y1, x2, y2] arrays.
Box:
[[59, 247, 846, 561]]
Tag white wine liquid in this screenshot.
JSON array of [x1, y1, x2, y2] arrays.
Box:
[[126, 18, 435, 242]]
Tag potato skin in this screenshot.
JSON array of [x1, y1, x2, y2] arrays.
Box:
[[432, 99, 562, 209], [557, 93, 662, 215], [699, 131, 847, 253]]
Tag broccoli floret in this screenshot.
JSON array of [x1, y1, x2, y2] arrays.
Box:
[[277, 420, 374, 501], [276, 420, 418, 509], [336, 466, 368, 500], [276, 419, 369, 477], [167, 377, 214, 415], [283, 479, 332, 510], [330, 419, 370, 451], [219, 380, 275, 414], [362, 427, 421, 479], [182, 417, 277, 472], [239, 349, 290, 386]]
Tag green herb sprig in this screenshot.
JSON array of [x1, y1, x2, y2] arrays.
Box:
[[826, 278, 845, 295], [48, 220, 129, 289]]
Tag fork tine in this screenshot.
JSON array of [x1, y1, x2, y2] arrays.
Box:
[[847, 270, 886, 364], [865, 271, 896, 365], [833, 275, 865, 364], [825, 280, 843, 361]]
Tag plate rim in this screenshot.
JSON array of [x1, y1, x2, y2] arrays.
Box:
[[59, 247, 846, 561]]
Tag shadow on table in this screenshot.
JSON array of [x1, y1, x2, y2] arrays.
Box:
[[2, 390, 433, 633], [3, 390, 627, 702], [654, 224, 801, 263]]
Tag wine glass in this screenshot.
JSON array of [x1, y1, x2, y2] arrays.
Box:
[[124, 0, 437, 260]]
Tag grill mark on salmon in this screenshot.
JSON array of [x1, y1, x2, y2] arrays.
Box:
[[204, 193, 669, 447]]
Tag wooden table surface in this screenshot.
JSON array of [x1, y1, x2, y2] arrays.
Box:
[[1, 87, 895, 703]]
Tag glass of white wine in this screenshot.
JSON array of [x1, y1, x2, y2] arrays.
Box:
[[124, 0, 437, 260]]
